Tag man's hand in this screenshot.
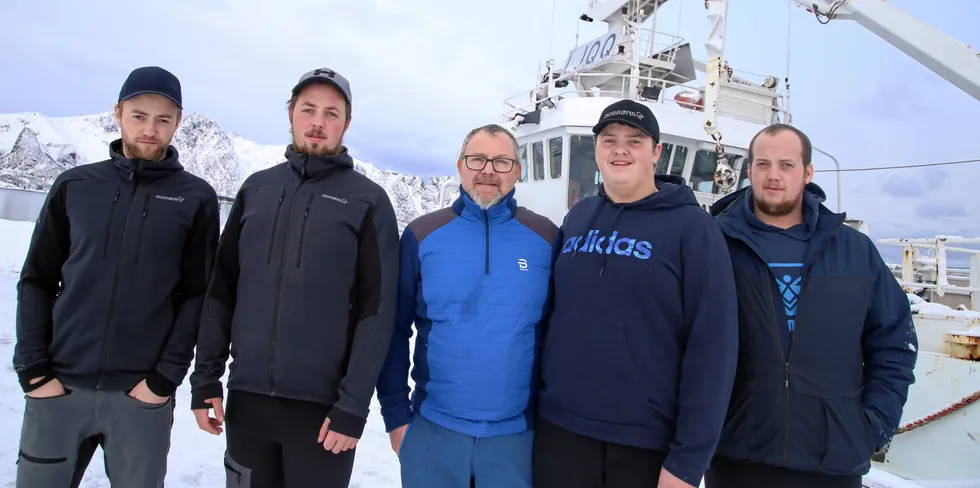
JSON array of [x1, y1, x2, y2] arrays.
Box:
[[26, 377, 65, 399], [388, 424, 408, 455], [193, 398, 225, 435], [318, 417, 358, 454], [659, 468, 696, 488], [128, 379, 169, 405]]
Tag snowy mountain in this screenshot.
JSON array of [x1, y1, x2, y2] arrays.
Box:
[[0, 112, 458, 231]]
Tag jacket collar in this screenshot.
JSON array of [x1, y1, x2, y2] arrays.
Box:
[[109, 139, 183, 181], [285, 144, 354, 179]]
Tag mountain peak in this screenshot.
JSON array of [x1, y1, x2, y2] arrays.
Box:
[[0, 111, 456, 231]]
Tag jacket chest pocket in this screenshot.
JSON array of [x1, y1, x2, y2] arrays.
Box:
[[131, 194, 193, 265], [294, 194, 368, 270]]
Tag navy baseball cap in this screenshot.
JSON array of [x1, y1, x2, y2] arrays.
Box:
[[118, 66, 182, 109], [592, 99, 660, 143], [291, 67, 352, 107]]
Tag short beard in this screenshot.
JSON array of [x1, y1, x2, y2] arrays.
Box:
[[753, 194, 800, 217], [121, 137, 168, 161], [467, 188, 502, 210], [290, 127, 342, 156]]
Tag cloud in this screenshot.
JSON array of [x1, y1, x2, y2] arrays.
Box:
[[881, 176, 924, 198], [914, 202, 969, 220]]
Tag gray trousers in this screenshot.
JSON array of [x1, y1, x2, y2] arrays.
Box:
[[15, 384, 175, 488]]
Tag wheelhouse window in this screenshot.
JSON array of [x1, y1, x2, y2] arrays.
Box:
[[567, 135, 598, 209], [549, 136, 563, 179], [532, 141, 544, 181], [655, 143, 689, 177], [518, 144, 528, 182], [690, 150, 744, 194]]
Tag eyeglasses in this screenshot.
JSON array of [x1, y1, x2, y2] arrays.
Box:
[[463, 155, 517, 173]]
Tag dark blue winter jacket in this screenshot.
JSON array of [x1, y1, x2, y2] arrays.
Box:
[[539, 175, 739, 487], [708, 183, 918, 477]]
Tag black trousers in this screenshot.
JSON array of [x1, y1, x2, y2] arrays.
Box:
[[532, 416, 668, 488], [224, 389, 356, 488], [704, 455, 863, 488]]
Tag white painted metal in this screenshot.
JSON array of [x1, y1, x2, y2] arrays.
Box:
[[793, 0, 980, 101]]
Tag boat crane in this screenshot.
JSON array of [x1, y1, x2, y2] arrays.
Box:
[[704, 0, 980, 193], [438, 0, 979, 225]]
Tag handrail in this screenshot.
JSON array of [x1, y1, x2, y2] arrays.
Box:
[[877, 236, 980, 308], [502, 71, 787, 123]]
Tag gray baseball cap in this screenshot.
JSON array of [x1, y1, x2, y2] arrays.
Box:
[[291, 68, 352, 107]]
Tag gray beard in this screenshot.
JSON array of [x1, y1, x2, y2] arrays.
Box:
[[467, 188, 502, 210]]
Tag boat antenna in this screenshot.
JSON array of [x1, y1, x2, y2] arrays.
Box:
[[547, 0, 558, 64], [784, 0, 793, 124]]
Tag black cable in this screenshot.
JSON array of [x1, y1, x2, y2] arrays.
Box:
[[813, 158, 980, 173]]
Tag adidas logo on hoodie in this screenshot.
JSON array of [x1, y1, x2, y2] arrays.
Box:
[[560, 229, 653, 260]]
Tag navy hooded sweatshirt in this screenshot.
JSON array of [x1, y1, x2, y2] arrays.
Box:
[[538, 175, 739, 486], [736, 185, 821, 360]]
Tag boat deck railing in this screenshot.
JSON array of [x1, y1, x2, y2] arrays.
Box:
[[501, 70, 788, 125], [878, 236, 980, 311]]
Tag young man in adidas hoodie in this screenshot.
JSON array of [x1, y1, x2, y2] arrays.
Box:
[[533, 99, 739, 488]]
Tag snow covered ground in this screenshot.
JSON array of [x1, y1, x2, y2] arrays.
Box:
[[0, 217, 967, 488]]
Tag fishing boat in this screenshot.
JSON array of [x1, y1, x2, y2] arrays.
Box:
[[438, 0, 980, 485]]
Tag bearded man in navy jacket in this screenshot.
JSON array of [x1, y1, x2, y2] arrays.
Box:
[[533, 99, 740, 488], [704, 124, 918, 488]]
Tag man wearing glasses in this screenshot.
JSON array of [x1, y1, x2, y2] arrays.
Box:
[[376, 124, 557, 488]]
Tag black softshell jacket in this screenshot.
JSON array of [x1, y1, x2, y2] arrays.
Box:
[[189, 145, 399, 439], [13, 139, 221, 397]]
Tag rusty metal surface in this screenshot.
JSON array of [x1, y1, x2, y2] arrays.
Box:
[[947, 331, 980, 360]]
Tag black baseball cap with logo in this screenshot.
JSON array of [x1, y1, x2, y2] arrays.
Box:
[[592, 99, 660, 143], [291, 67, 353, 108]]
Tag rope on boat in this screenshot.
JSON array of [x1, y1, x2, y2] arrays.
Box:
[[896, 388, 980, 434]]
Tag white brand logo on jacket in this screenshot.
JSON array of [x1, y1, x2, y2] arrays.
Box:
[[518, 258, 528, 271], [322, 194, 348, 204], [155, 195, 184, 203]]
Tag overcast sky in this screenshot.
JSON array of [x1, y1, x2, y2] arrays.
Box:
[[1, 0, 978, 263]]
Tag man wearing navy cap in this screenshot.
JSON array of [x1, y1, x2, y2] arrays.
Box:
[[533, 99, 739, 488], [13, 66, 220, 487], [189, 67, 399, 487]]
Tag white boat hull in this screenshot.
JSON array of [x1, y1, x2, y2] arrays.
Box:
[[872, 351, 980, 482]]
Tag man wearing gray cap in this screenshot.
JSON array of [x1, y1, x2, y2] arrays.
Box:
[[189, 67, 399, 487], [13, 65, 220, 487]]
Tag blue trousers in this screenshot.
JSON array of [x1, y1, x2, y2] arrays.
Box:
[[399, 414, 533, 488]]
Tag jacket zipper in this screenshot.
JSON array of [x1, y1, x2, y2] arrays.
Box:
[[102, 188, 121, 260], [269, 180, 305, 395], [98, 182, 138, 388], [134, 194, 150, 263], [756, 263, 793, 466], [296, 194, 314, 268], [266, 189, 286, 265], [778, 223, 841, 466], [483, 210, 490, 274]]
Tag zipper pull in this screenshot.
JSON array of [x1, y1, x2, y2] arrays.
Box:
[[113, 190, 120, 202], [784, 362, 790, 389], [304, 205, 310, 218]]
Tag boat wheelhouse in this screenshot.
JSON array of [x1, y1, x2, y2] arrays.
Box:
[[500, 0, 786, 226]]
